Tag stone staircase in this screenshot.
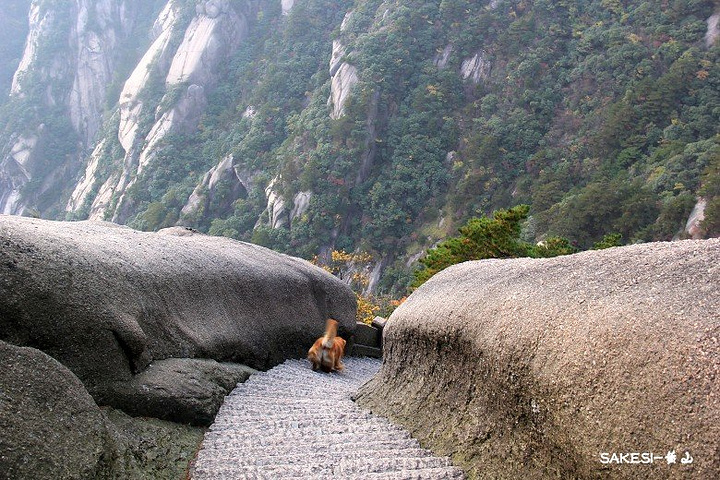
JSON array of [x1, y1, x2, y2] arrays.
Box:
[[191, 357, 464, 479]]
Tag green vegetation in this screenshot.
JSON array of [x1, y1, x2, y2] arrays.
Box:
[[413, 205, 580, 287]]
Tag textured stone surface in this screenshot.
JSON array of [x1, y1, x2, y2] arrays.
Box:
[[328, 13, 358, 120], [351, 344, 382, 358], [371, 316, 388, 330], [0, 339, 208, 478], [357, 239, 720, 479], [104, 408, 206, 480], [0, 216, 356, 421], [117, 1, 178, 153], [0, 341, 129, 479], [88, 1, 257, 222], [355, 322, 380, 346], [2, 0, 134, 216], [192, 357, 465, 479], [97, 358, 257, 426]]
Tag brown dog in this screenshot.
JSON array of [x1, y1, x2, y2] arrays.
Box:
[[308, 318, 346, 372]]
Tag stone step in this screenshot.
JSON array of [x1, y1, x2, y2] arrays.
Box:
[[196, 449, 449, 468], [212, 404, 374, 417], [210, 413, 379, 428], [193, 467, 463, 480], [191, 357, 465, 479], [197, 446, 433, 462], [343, 467, 465, 480], [194, 460, 459, 478], [204, 439, 429, 455], [352, 344, 383, 357], [203, 425, 414, 445], [210, 413, 394, 430]]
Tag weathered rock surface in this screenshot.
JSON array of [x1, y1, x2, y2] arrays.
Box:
[[97, 358, 256, 426], [356, 239, 720, 479], [104, 408, 205, 480], [0, 340, 207, 479], [328, 11, 358, 120], [81, 1, 257, 223], [0, 341, 130, 479], [460, 50, 491, 83], [282, 0, 296, 15], [706, 11, 720, 48], [329, 40, 358, 119], [117, 1, 179, 154], [66, 138, 111, 214], [0, 215, 356, 421], [2, 0, 136, 216], [684, 197, 707, 239], [180, 154, 248, 221]]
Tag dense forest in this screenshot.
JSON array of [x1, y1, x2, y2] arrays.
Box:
[[0, 0, 718, 299]]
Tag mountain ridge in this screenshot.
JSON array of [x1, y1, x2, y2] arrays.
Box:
[[1, 0, 718, 293]]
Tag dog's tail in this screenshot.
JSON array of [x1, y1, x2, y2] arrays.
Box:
[[321, 318, 339, 348]]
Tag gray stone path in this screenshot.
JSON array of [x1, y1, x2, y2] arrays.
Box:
[[191, 357, 465, 479]]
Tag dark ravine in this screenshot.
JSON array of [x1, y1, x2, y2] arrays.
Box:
[[356, 238, 720, 479]]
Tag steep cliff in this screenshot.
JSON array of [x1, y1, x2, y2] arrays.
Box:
[[0, 0, 32, 98], [0, 0, 147, 216], [0, 0, 718, 293], [71, 0, 259, 223]]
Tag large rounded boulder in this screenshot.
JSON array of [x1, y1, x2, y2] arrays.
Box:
[[0, 216, 356, 419], [356, 239, 719, 479], [0, 341, 130, 479]]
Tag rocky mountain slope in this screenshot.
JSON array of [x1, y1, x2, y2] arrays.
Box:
[[1, 0, 718, 292]]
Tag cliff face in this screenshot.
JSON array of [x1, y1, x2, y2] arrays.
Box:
[[1, 0, 138, 216], [0, 1, 32, 97], [70, 0, 258, 223], [0, 0, 260, 221]]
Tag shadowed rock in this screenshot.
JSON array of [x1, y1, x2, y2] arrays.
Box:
[[0, 216, 356, 422], [356, 239, 720, 479], [97, 358, 257, 426], [0, 341, 129, 479], [0, 340, 208, 479]]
